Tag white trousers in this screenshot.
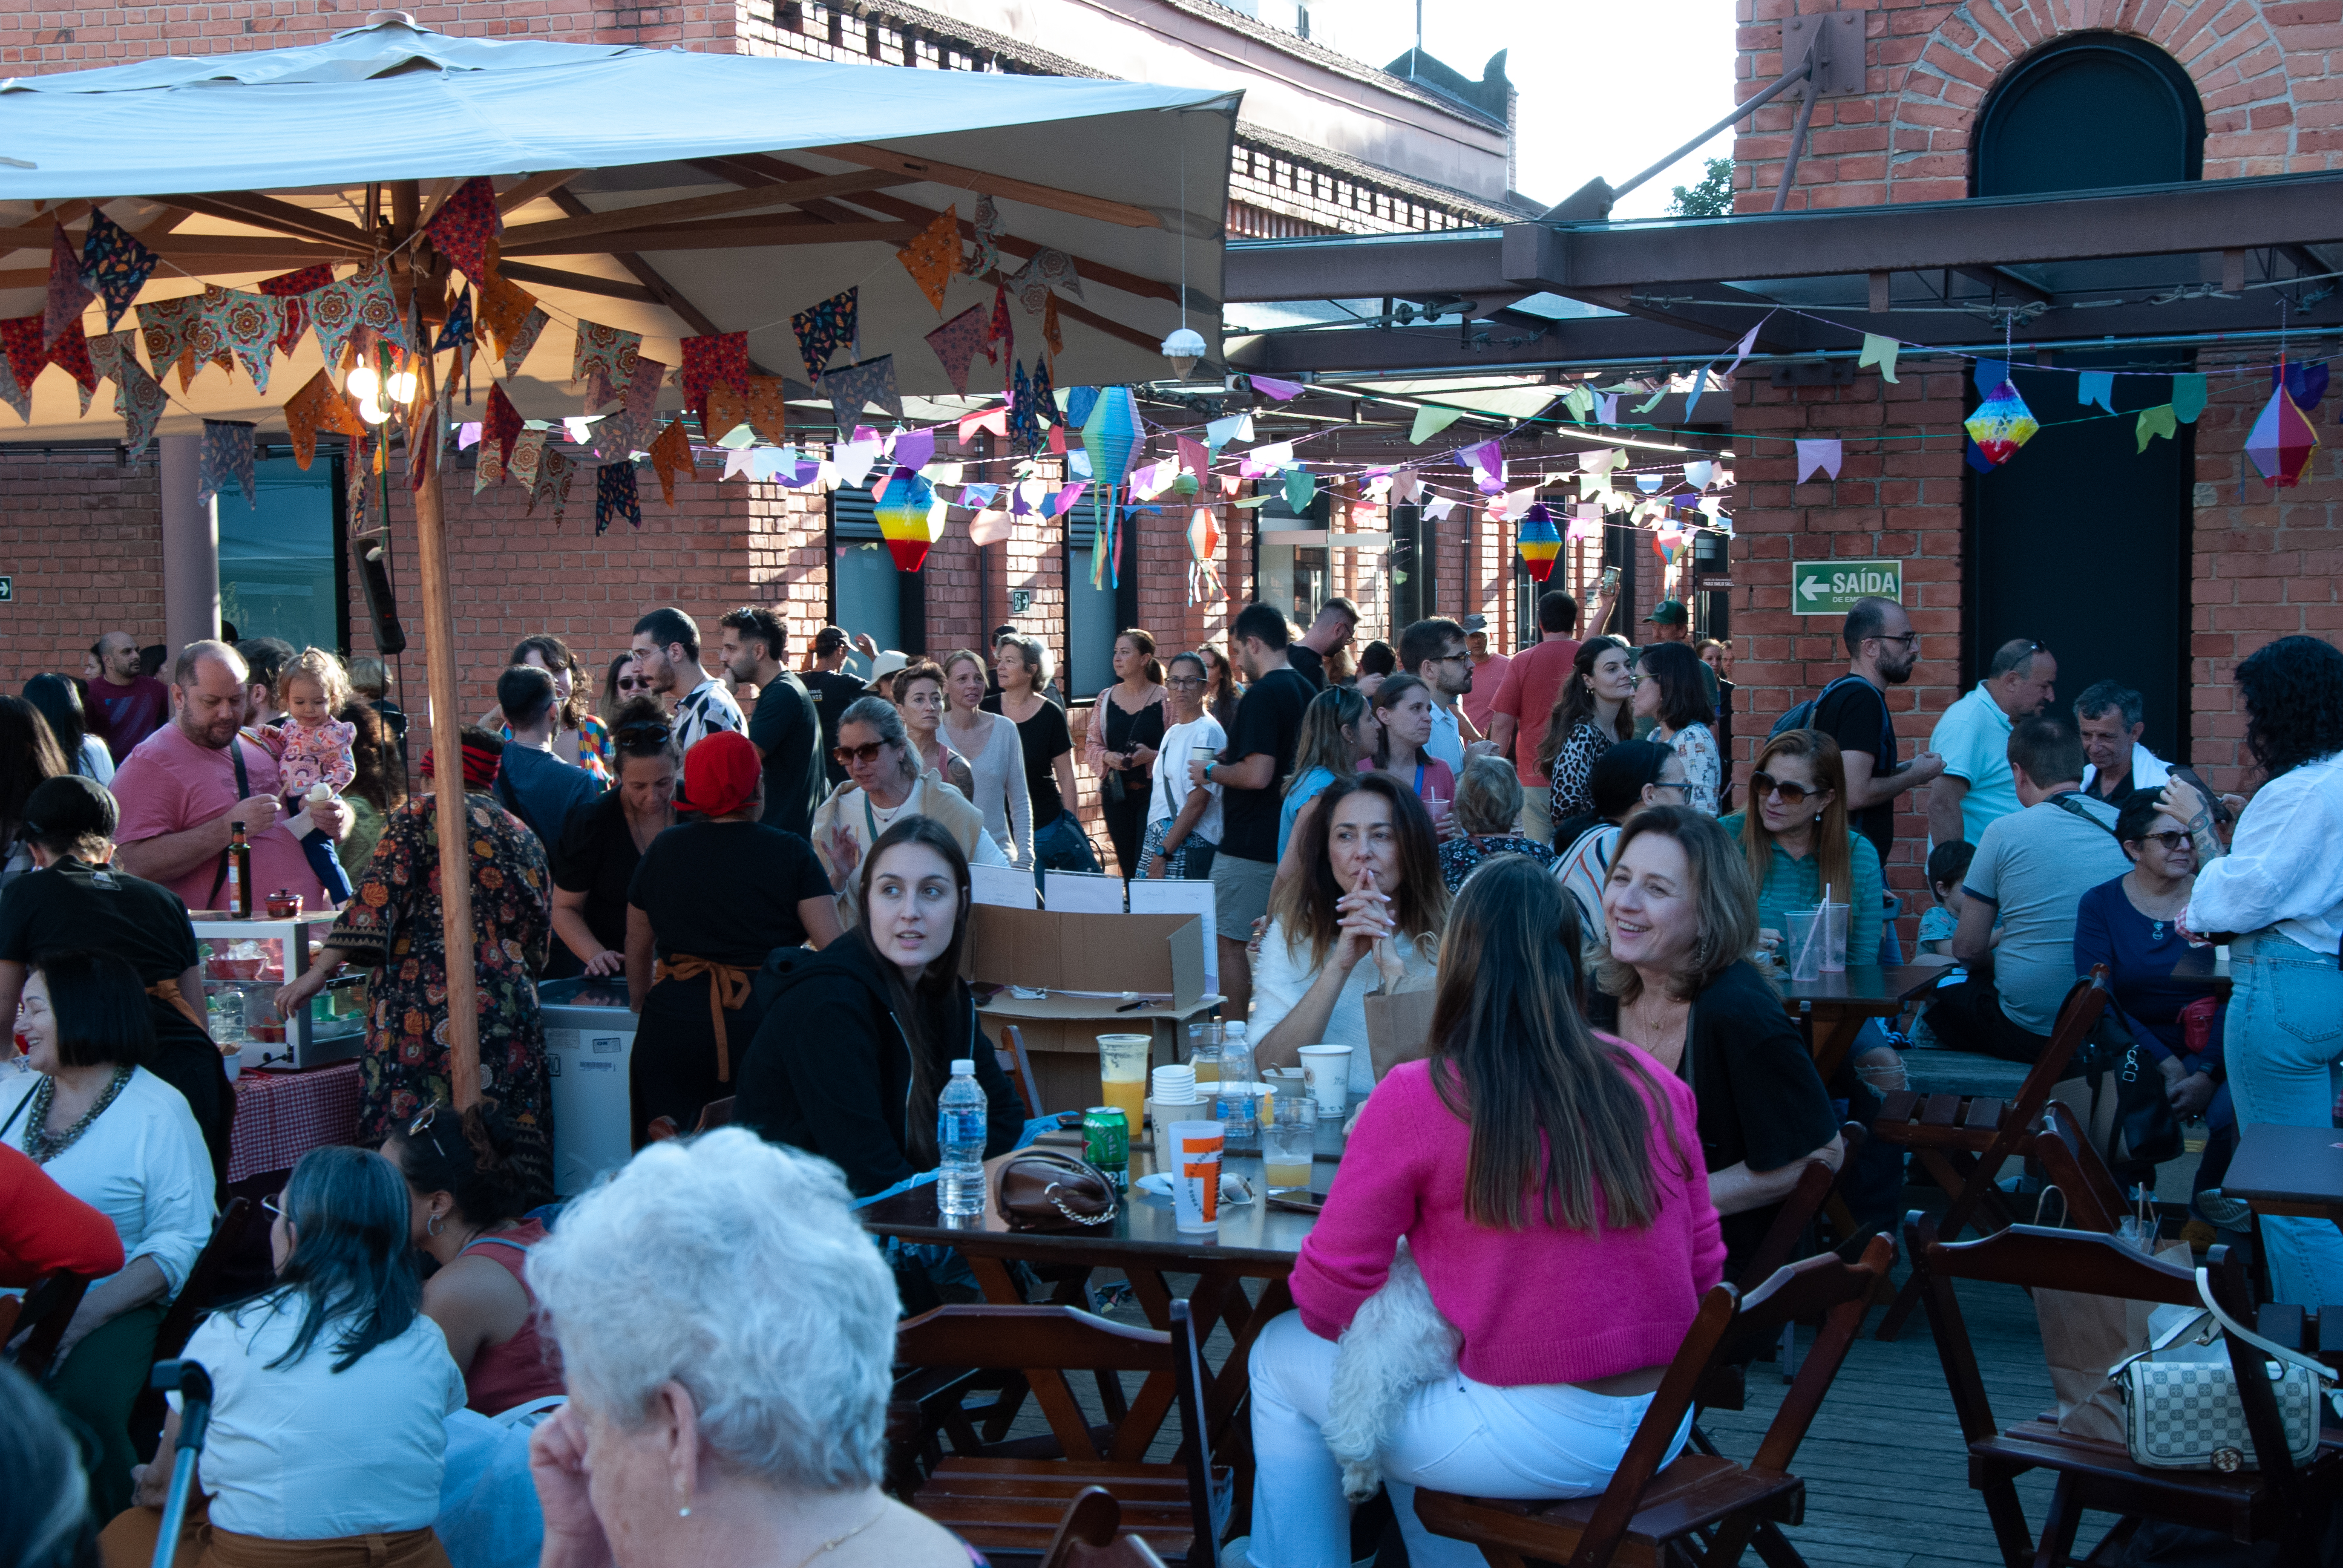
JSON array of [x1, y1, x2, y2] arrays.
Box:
[[1245, 1310, 1689, 1568]]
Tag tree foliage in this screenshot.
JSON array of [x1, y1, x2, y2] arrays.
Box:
[[1667, 158, 1735, 218]]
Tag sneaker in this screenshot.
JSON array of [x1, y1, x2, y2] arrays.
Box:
[[2194, 1189, 2253, 1229]]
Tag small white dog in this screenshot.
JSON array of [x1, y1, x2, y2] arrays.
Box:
[[1320, 1238, 1461, 1501]]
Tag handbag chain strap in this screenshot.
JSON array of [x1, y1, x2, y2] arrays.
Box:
[[1044, 1181, 1117, 1226]]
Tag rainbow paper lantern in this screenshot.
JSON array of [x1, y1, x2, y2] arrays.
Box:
[[873, 467, 945, 570], [1516, 503, 1562, 582], [2245, 384, 2319, 488], [1964, 380, 2039, 468]]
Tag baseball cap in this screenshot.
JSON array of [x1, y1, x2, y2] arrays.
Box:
[[1461, 613, 1489, 634], [1645, 598, 1689, 626]]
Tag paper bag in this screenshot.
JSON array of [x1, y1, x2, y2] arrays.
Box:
[[1364, 986, 1438, 1082], [2033, 1222, 2192, 1442]]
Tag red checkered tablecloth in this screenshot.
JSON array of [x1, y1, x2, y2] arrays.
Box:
[[226, 1060, 364, 1183]]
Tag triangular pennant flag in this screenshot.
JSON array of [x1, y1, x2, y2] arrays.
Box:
[[621, 354, 664, 433], [1559, 385, 1595, 422], [474, 434, 505, 495], [1049, 481, 1087, 520], [44, 223, 95, 348], [78, 211, 157, 335], [307, 264, 405, 365], [1282, 466, 1316, 513], [482, 382, 524, 469], [508, 426, 548, 493], [1632, 382, 1668, 414], [1041, 292, 1063, 362], [476, 273, 539, 362], [257, 264, 333, 356], [1423, 495, 1457, 521], [434, 288, 475, 355], [1683, 460, 1715, 489], [46, 318, 95, 397], [1205, 411, 1252, 449], [283, 370, 366, 471], [1250, 374, 1306, 402], [113, 354, 165, 451], [963, 194, 1002, 278], [594, 461, 641, 535], [969, 508, 1012, 546], [1682, 367, 1708, 420], [1723, 320, 1763, 381], [896, 206, 959, 314], [925, 304, 987, 396], [198, 419, 258, 509], [706, 376, 786, 446], [572, 319, 643, 408], [2077, 370, 2116, 413], [983, 283, 1014, 368], [495, 306, 546, 380], [423, 177, 502, 285], [2135, 404, 2178, 453], [824, 355, 902, 436], [1794, 439, 1843, 483], [957, 405, 1008, 443], [681, 331, 752, 434], [206, 290, 283, 394], [893, 429, 936, 472], [585, 411, 646, 465], [1391, 467, 1422, 503], [2, 313, 54, 396], [1596, 393, 1618, 424], [1006, 247, 1083, 313], [1064, 385, 1099, 433], [529, 446, 576, 521], [2275, 359, 2331, 411], [1858, 333, 1900, 384], [791, 289, 858, 383], [833, 436, 883, 489], [2171, 373, 2209, 424], [1409, 405, 1463, 444]]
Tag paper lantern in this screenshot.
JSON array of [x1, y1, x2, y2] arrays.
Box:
[[1964, 381, 2039, 468], [873, 467, 945, 570], [1186, 505, 1224, 604], [2246, 384, 2319, 488], [1516, 503, 1562, 582]]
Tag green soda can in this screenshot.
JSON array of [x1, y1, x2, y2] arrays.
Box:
[[1083, 1106, 1130, 1192]]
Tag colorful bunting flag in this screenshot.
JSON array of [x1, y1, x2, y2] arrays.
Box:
[[424, 177, 502, 285], [198, 419, 258, 509], [2273, 359, 2330, 411], [509, 427, 548, 493], [969, 508, 1011, 547], [474, 435, 504, 495], [257, 264, 332, 357], [44, 224, 94, 349], [791, 289, 857, 384], [897, 206, 959, 314], [1964, 381, 2039, 468], [1516, 503, 1561, 582], [893, 429, 936, 472], [1007, 248, 1083, 315], [435, 289, 474, 355], [2171, 373, 2209, 424], [873, 468, 945, 570], [983, 283, 1014, 371], [681, 331, 752, 436], [77, 212, 157, 335], [2245, 383, 2319, 488], [822, 355, 900, 436], [210, 290, 284, 393], [309, 264, 405, 365], [482, 382, 525, 469], [476, 273, 538, 363], [705, 376, 787, 446], [572, 319, 643, 410], [2135, 404, 2178, 454], [926, 304, 988, 396], [134, 295, 201, 389], [284, 370, 366, 470], [1041, 293, 1063, 362], [1250, 374, 1306, 402], [1282, 466, 1316, 514], [46, 319, 94, 401], [963, 194, 1001, 278], [594, 462, 641, 535], [1794, 439, 1843, 483], [1409, 405, 1463, 444], [528, 445, 576, 521], [2077, 371, 2116, 413], [957, 405, 1008, 443], [1858, 333, 1900, 385]]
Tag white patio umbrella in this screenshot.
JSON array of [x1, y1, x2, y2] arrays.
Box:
[[0, 18, 1237, 1106]]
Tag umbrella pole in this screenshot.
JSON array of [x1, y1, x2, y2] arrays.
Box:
[[409, 342, 482, 1113]]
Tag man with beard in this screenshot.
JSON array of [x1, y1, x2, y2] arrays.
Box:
[[719, 605, 823, 840], [1812, 596, 1944, 867], [629, 606, 742, 755], [1398, 616, 1478, 776]]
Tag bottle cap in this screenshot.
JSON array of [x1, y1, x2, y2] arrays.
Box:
[[1222, 1022, 1247, 1044], [949, 1058, 974, 1076]]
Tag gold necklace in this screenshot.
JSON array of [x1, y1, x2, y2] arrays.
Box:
[[790, 1504, 886, 1568]]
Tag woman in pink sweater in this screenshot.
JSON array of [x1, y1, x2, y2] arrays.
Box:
[[1247, 857, 1724, 1568]]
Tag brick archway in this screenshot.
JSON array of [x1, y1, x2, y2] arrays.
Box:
[[1883, 0, 2300, 200]]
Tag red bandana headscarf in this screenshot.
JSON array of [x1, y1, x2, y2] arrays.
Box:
[[684, 730, 761, 818]]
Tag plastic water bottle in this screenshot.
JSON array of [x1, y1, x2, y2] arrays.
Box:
[[937, 1060, 989, 1217], [1220, 1022, 1254, 1094]]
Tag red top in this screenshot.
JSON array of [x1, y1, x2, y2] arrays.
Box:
[[454, 1219, 566, 1416], [88, 674, 170, 765], [1488, 638, 1581, 788], [0, 1143, 127, 1287], [1291, 1045, 1724, 1388]]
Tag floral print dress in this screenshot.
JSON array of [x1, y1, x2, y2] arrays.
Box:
[[332, 792, 554, 1143]]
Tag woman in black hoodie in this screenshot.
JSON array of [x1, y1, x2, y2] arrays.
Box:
[[738, 815, 1024, 1196]]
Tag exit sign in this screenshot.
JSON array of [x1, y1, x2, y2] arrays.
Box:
[[1791, 558, 1901, 615]]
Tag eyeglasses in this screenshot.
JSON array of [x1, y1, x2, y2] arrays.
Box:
[[1871, 632, 1920, 649], [1751, 771, 1824, 807], [833, 741, 891, 766], [408, 1102, 442, 1137], [1647, 780, 1690, 795], [261, 1192, 284, 1220], [1167, 676, 1206, 689], [2135, 829, 2191, 851], [1434, 652, 1471, 666], [616, 722, 672, 746]]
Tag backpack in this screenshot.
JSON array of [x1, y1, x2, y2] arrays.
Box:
[[1771, 675, 1877, 744]]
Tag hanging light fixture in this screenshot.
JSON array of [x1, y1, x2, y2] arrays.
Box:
[[1159, 119, 1207, 382]]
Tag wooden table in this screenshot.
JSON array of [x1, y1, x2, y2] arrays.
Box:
[[2220, 1122, 2343, 1229], [2167, 945, 2235, 999], [862, 1120, 1339, 1518], [977, 991, 1224, 1114], [1778, 964, 1941, 1080]]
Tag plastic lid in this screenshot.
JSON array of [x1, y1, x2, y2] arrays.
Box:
[[949, 1059, 975, 1076], [1222, 1022, 1247, 1043]]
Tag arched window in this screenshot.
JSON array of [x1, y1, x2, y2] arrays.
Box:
[[1972, 34, 2203, 195]]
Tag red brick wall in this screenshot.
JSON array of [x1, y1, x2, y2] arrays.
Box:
[[0, 1, 739, 67], [0, 451, 166, 680]]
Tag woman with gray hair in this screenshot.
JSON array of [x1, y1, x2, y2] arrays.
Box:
[[525, 1129, 971, 1568], [810, 694, 998, 927], [1437, 754, 1558, 892]]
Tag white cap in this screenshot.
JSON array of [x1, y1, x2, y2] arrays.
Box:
[[949, 1058, 974, 1076], [1222, 1022, 1247, 1044], [873, 650, 909, 680]]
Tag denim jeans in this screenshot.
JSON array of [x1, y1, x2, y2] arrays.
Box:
[[1031, 808, 1101, 893], [2221, 929, 2343, 1303]]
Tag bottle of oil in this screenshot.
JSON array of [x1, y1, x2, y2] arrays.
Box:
[[226, 820, 252, 918]]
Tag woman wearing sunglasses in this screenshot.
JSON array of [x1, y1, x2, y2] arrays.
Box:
[[551, 698, 675, 978], [810, 696, 1000, 929], [595, 653, 658, 734], [1720, 730, 1882, 970]]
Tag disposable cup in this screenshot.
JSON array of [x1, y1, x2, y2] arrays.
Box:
[[1822, 902, 1850, 973], [1296, 1044, 1353, 1116], [1096, 1034, 1150, 1129], [1786, 907, 1827, 983], [1170, 1120, 1224, 1231]]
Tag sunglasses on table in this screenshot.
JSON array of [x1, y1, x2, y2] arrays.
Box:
[[833, 741, 893, 766], [1751, 771, 1826, 806]]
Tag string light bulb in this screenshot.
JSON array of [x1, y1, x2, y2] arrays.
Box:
[[346, 366, 381, 402], [386, 368, 419, 404]]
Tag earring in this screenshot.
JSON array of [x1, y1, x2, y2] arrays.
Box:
[[678, 1507, 692, 1519], [427, 1212, 444, 1236]]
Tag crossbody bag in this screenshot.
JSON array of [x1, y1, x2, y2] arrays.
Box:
[[2111, 1266, 2333, 1472]]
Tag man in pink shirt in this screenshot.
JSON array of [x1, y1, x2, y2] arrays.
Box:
[[1457, 614, 1510, 738], [85, 630, 171, 765], [1487, 582, 1612, 845], [111, 641, 350, 913]]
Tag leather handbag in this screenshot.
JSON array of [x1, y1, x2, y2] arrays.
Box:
[[2112, 1267, 2333, 1472], [994, 1148, 1118, 1232]]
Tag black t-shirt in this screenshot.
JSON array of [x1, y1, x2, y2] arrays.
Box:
[[1218, 666, 1315, 862], [1285, 643, 1328, 691], [554, 792, 647, 955], [802, 670, 868, 786], [0, 857, 199, 982], [626, 819, 831, 966], [983, 697, 1075, 825], [749, 672, 825, 840], [1810, 677, 1898, 864]]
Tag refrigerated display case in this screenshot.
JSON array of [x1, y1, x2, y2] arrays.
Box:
[[540, 976, 636, 1195], [189, 916, 368, 1072]]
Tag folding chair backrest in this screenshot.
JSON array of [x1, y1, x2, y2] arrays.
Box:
[[1734, 1120, 1864, 1292], [7, 1272, 93, 1380], [2008, 968, 2109, 1122], [997, 1024, 1045, 1120], [2034, 1101, 2128, 1234], [1041, 1487, 1172, 1568], [152, 1197, 252, 1362], [1910, 1217, 2304, 1500], [695, 1097, 736, 1132]]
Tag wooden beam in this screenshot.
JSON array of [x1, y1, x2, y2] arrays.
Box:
[[687, 157, 877, 227], [496, 169, 917, 252], [143, 191, 372, 250], [496, 169, 585, 215], [499, 217, 915, 256], [812, 142, 1162, 229], [542, 191, 778, 376], [494, 262, 662, 305]]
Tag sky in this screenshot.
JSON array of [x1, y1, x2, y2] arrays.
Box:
[[1303, 0, 1740, 219]]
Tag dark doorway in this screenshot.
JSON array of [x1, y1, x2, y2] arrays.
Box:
[[1972, 34, 2203, 195]]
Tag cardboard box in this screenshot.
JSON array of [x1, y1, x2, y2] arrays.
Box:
[[963, 906, 1205, 1014]]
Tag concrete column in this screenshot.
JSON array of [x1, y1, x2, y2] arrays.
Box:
[[159, 432, 218, 655]]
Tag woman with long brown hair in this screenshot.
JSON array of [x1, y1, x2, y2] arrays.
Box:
[[1720, 729, 1881, 965], [1538, 635, 1635, 828], [1251, 773, 1446, 1101], [1084, 627, 1169, 877], [735, 815, 1023, 1197], [1248, 858, 1722, 1568]]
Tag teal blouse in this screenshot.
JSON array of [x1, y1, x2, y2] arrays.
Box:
[[1717, 812, 1884, 964]]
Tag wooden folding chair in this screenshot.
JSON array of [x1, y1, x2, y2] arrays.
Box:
[[2031, 1100, 2134, 1236], [996, 1024, 1046, 1121], [1040, 1487, 1172, 1568], [1414, 1236, 1892, 1568], [2, 1271, 94, 1379], [1868, 967, 2109, 1339], [893, 1301, 1225, 1567], [1908, 1215, 2342, 1566]]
